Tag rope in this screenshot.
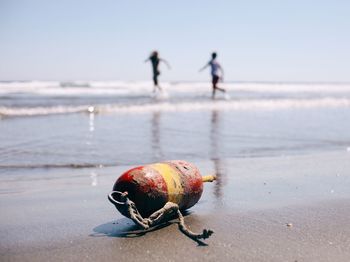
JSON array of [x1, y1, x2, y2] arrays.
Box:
[[108, 191, 213, 240]]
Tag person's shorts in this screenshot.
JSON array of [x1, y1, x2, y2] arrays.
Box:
[[212, 75, 219, 85]]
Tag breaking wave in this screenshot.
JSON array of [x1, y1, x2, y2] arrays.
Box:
[[1, 81, 350, 96], [1, 81, 350, 117], [1, 98, 350, 117]]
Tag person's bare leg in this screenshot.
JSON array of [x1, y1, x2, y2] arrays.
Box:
[[212, 84, 216, 99], [153, 75, 162, 93], [153, 85, 162, 93], [216, 86, 226, 93]]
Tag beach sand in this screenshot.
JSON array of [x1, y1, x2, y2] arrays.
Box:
[[1, 151, 350, 261]]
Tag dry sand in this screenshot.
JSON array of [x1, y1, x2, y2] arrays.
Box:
[[1, 151, 350, 261]]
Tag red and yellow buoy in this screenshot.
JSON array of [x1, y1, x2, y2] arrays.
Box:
[[110, 160, 216, 217]]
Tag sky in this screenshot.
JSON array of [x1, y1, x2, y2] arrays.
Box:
[[0, 0, 349, 82]]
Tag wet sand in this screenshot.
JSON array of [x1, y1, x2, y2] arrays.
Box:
[[1, 151, 350, 261]]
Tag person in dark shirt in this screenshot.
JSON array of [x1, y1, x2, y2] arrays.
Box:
[[199, 52, 226, 98], [145, 51, 171, 93]]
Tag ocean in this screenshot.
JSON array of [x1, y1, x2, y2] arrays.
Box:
[[1, 81, 350, 174]]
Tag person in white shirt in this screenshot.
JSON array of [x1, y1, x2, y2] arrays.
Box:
[[199, 52, 226, 98]]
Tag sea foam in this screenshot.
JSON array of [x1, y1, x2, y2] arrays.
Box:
[[1, 98, 350, 117]]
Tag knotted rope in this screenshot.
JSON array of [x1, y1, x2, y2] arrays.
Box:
[[108, 191, 213, 240]]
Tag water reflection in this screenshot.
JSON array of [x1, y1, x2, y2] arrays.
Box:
[[86, 111, 95, 146], [151, 112, 163, 160], [89, 112, 95, 132], [90, 171, 98, 186], [88, 112, 97, 186], [210, 110, 226, 201]]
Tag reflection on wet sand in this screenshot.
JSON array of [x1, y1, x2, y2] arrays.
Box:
[[151, 112, 163, 161], [210, 110, 226, 202], [88, 112, 99, 186]]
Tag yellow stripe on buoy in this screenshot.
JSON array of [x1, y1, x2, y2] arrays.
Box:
[[151, 163, 184, 204]]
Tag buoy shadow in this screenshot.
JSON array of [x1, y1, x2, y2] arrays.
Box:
[[91, 211, 207, 246], [91, 217, 174, 238]]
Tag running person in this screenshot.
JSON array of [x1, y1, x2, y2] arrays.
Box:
[[199, 52, 226, 98], [145, 51, 171, 93]]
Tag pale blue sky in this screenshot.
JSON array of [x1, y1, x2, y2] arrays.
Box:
[[1, 0, 349, 82]]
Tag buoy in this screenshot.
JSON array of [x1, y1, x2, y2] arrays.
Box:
[[108, 160, 216, 241]]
